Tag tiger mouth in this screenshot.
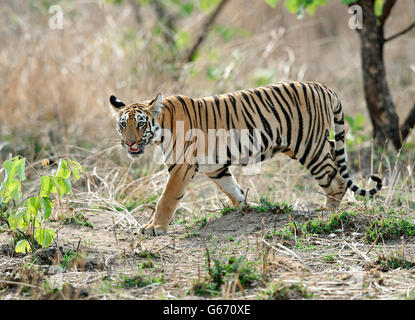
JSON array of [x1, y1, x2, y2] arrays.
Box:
[[128, 145, 144, 154]]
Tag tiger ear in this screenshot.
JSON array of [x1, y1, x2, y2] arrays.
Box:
[[109, 95, 126, 110], [148, 93, 164, 117]]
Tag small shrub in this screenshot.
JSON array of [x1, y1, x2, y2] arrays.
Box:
[[0, 156, 82, 254], [253, 196, 293, 214], [257, 281, 313, 300], [120, 273, 163, 289]]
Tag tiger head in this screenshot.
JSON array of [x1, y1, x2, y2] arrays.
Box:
[[109, 93, 164, 159]]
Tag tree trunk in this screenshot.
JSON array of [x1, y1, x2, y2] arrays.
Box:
[[357, 0, 402, 150]]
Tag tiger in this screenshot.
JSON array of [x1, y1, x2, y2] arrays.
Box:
[[109, 81, 382, 236]]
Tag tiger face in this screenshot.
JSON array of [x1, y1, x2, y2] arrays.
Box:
[[109, 93, 164, 159]]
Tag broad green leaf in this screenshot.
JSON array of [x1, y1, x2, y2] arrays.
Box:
[[8, 207, 30, 232], [265, 0, 281, 8], [354, 113, 366, 129], [180, 2, 194, 16], [285, 0, 299, 13], [51, 176, 71, 197], [14, 158, 26, 181], [15, 240, 32, 254], [1, 156, 25, 202], [199, 0, 221, 13], [40, 197, 53, 220], [56, 160, 71, 179], [307, 0, 327, 15], [175, 30, 190, 49], [40, 176, 52, 197], [341, 0, 358, 4], [374, 0, 383, 17], [68, 159, 82, 181], [27, 196, 40, 218], [8, 180, 22, 202], [34, 228, 55, 248], [344, 115, 354, 128], [3, 157, 25, 182], [64, 178, 72, 194]]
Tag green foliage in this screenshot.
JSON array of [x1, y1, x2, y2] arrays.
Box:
[[344, 113, 368, 150], [257, 281, 313, 299], [0, 157, 82, 254], [63, 212, 93, 229], [192, 255, 261, 296], [265, 0, 328, 18], [253, 196, 293, 215], [251, 68, 276, 87], [0, 156, 25, 203], [302, 211, 356, 234], [120, 273, 163, 288], [60, 250, 81, 269], [268, 0, 384, 18], [190, 244, 261, 296], [364, 209, 415, 244], [376, 252, 415, 271]]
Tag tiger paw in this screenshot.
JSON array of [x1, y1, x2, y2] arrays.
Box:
[[140, 223, 167, 236]]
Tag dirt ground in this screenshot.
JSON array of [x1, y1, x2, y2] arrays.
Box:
[[1, 200, 414, 300]]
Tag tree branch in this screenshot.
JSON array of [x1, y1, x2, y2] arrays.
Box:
[[128, 0, 141, 25], [379, 0, 396, 25], [401, 103, 415, 142], [385, 21, 415, 42], [186, 0, 229, 63]]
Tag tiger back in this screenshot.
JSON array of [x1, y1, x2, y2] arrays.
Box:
[[109, 81, 382, 236]]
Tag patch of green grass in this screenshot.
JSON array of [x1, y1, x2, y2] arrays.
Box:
[[257, 281, 313, 300], [294, 238, 318, 251], [298, 205, 415, 244], [60, 250, 81, 269], [189, 245, 262, 296], [220, 206, 239, 216], [189, 280, 219, 297], [364, 210, 415, 244], [136, 248, 159, 260], [321, 254, 337, 262], [376, 252, 415, 271], [252, 196, 293, 214], [64, 212, 93, 229], [120, 273, 163, 289], [302, 211, 356, 235]]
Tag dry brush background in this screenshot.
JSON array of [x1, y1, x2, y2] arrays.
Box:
[[1, 0, 415, 300]]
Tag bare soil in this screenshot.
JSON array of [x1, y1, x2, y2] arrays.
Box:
[[1, 203, 414, 300]]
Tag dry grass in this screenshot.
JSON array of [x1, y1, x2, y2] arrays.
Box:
[[1, 0, 415, 300]]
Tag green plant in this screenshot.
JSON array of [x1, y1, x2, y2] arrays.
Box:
[[257, 281, 313, 300], [63, 212, 93, 229], [190, 243, 261, 296], [253, 196, 293, 214], [364, 208, 415, 244], [120, 273, 163, 289], [376, 251, 415, 271], [60, 250, 81, 269], [0, 156, 82, 254], [302, 211, 356, 235], [344, 113, 368, 151]]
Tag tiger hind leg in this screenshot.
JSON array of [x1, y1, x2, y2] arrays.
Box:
[[320, 173, 347, 211], [306, 143, 347, 211], [205, 166, 246, 207]]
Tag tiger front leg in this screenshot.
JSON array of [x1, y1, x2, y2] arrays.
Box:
[[140, 164, 196, 236]]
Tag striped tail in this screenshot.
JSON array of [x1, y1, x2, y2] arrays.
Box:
[[332, 96, 382, 196]]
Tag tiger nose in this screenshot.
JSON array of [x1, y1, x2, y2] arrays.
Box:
[[125, 141, 135, 147]]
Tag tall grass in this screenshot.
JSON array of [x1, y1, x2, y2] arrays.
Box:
[[1, 0, 414, 220]]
